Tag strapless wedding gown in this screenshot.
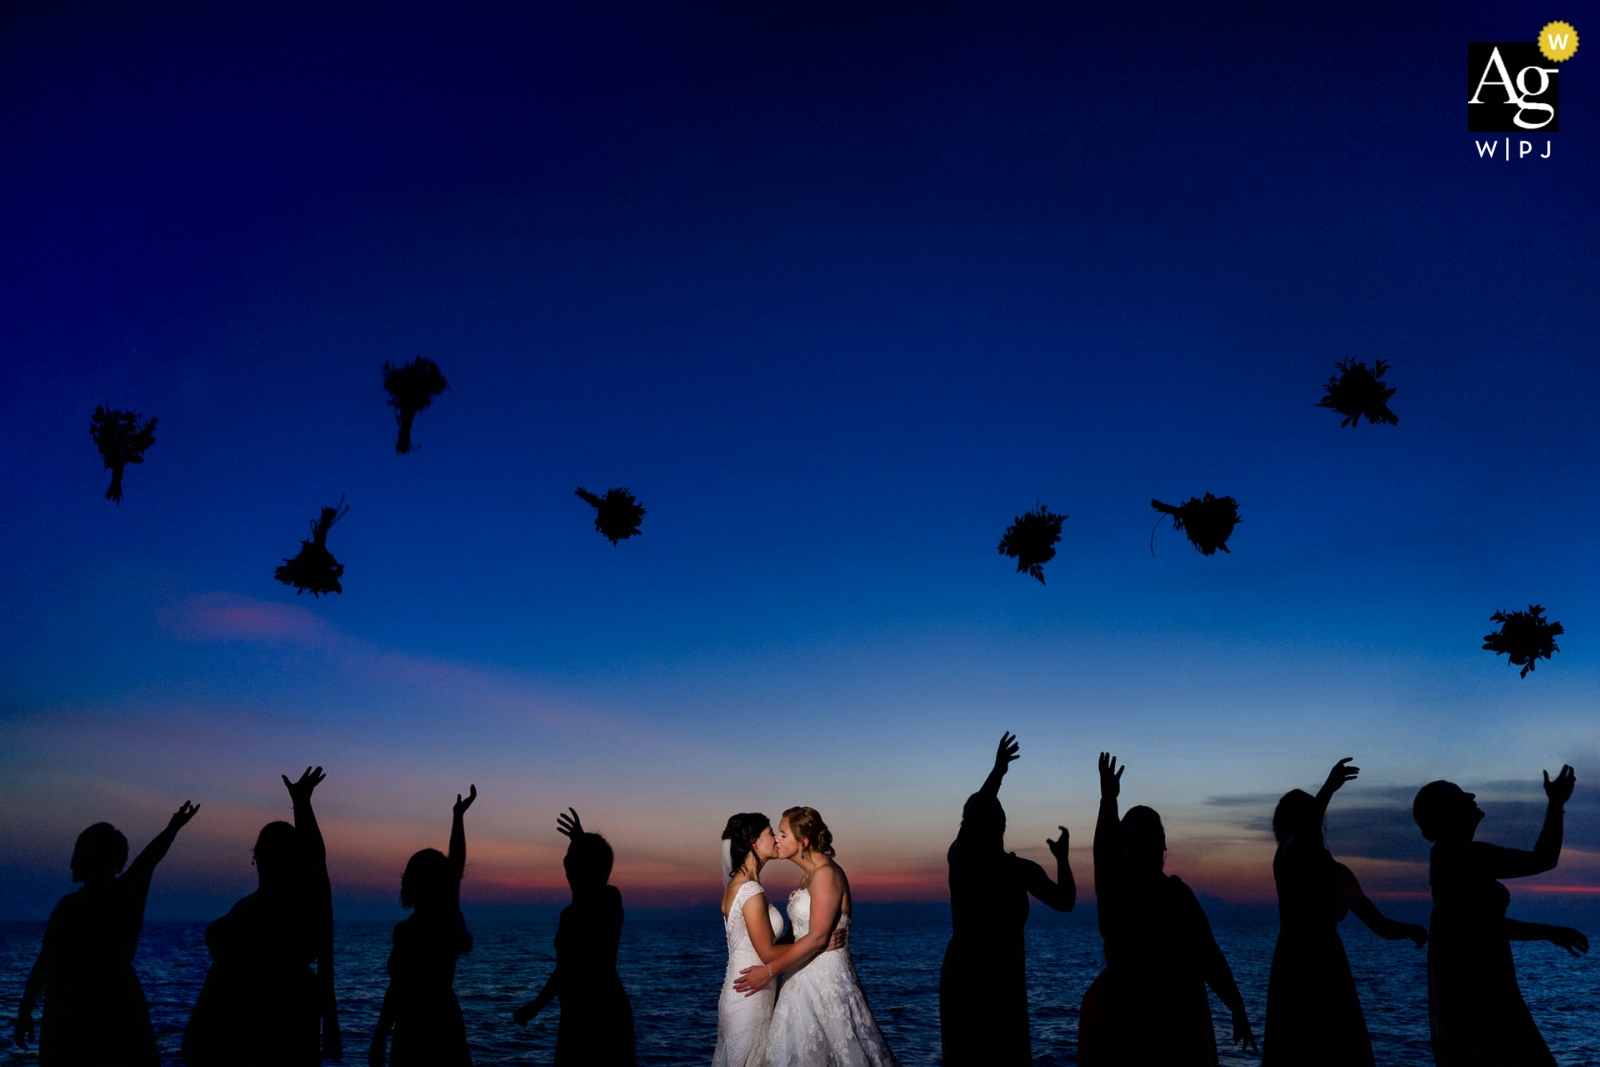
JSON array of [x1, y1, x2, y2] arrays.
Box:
[[762, 887, 899, 1067], [714, 880, 785, 1067]]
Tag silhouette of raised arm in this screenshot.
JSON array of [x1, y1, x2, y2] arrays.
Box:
[[1093, 753, 1125, 935], [284, 767, 341, 1058], [123, 801, 201, 891], [1469, 764, 1574, 881], [1023, 826, 1076, 912], [450, 785, 475, 907], [978, 731, 1019, 801], [1286, 758, 1357, 852]]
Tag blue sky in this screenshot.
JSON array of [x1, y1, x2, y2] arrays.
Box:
[[2, 0, 1597, 918]]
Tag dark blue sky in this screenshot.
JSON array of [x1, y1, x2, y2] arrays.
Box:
[[2, 0, 1596, 915]]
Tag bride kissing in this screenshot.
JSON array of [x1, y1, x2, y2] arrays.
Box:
[[731, 807, 899, 1067]]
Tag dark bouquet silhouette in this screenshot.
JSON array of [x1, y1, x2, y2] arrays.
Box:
[[998, 505, 1067, 585], [382, 357, 449, 454], [1316, 358, 1398, 427], [1482, 605, 1563, 677], [275, 496, 349, 596], [575, 487, 645, 544], [90, 405, 158, 503], [1150, 493, 1240, 555]]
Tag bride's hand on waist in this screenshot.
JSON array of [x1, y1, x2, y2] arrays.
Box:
[[826, 926, 849, 952], [733, 963, 774, 996]]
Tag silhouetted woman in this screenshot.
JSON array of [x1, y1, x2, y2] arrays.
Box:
[[513, 808, 636, 1066], [12, 802, 199, 1065], [182, 767, 340, 1067], [1413, 765, 1588, 1066], [940, 732, 1075, 1066], [370, 785, 477, 1067], [1081, 752, 1256, 1067], [1263, 758, 1427, 1066]]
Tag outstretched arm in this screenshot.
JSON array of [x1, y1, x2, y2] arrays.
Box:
[[284, 767, 341, 1058], [123, 801, 201, 893], [978, 732, 1020, 801], [1483, 765, 1574, 880], [1024, 828, 1076, 912], [1286, 759, 1357, 853], [450, 786, 475, 909], [1342, 866, 1426, 945], [513, 969, 560, 1025], [1505, 919, 1589, 957]]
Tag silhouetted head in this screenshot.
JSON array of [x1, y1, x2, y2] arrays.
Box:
[[1413, 781, 1483, 843], [252, 821, 299, 885], [401, 847, 454, 912], [958, 793, 1007, 852], [564, 832, 614, 890], [71, 823, 129, 883], [1272, 789, 1323, 845], [777, 806, 835, 860], [722, 813, 774, 879], [1121, 805, 1166, 874]]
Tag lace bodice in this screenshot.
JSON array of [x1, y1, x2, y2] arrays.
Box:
[[764, 885, 896, 1066], [725, 880, 783, 960]]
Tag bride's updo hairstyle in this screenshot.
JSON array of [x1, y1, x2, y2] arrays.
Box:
[[722, 812, 771, 878], [781, 806, 835, 858]]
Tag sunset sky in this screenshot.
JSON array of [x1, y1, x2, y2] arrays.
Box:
[[2, 0, 1597, 921]]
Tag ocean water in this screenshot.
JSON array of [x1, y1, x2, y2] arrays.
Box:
[[3, 907, 1597, 1065]]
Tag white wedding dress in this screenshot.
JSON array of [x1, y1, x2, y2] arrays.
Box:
[[714, 879, 785, 1067], [761, 886, 899, 1067]]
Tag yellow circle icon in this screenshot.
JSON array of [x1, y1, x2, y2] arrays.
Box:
[[1538, 21, 1578, 61]]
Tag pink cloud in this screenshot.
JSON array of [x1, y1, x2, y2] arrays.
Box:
[[167, 592, 341, 648]]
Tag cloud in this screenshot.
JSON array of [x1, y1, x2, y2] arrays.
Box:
[[164, 591, 341, 648], [1204, 782, 1600, 865]]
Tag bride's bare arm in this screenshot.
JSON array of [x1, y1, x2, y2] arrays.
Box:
[[733, 866, 843, 996], [743, 890, 846, 965]]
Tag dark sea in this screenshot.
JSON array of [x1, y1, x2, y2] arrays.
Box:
[[3, 905, 1597, 1065]]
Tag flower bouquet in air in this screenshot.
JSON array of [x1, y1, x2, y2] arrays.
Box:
[[1482, 605, 1562, 677], [1316, 358, 1397, 427], [1150, 493, 1240, 556], [998, 505, 1067, 585], [575, 487, 645, 544], [275, 496, 349, 596]]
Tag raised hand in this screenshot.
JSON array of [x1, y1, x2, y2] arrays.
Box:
[[283, 766, 326, 805], [993, 732, 1020, 777], [556, 808, 584, 840], [1322, 758, 1359, 796], [1098, 753, 1124, 801], [1549, 926, 1588, 957], [168, 800, 201, 832], [1544, 764, 1577, 807], [454, 785, 477, 817], [1047, 825, 1069, 860]]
